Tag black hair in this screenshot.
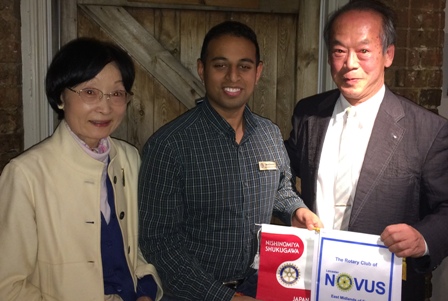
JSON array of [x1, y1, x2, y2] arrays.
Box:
[[323, 0, 397, 53], [199, 20, 261, 65], [45, 37, 135, 119]]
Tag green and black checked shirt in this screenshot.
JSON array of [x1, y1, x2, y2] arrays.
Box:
[[138, 98, 306, 301]]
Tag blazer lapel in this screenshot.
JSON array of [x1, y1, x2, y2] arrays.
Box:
[[308, 91, 339, 191], [349, 88, 405, 226]]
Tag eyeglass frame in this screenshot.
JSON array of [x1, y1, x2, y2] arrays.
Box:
[[67, 87, 133, 106]]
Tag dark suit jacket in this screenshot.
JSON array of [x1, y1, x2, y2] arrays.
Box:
[[285, 88, 448, 300]]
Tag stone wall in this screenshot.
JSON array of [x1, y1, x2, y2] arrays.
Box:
[[384, 0, 445, 113]]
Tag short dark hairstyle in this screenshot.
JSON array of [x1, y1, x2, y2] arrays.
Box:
[[45, 37, 135, 119], [199, 20, 261, 65], [323, 0, 397, 54]]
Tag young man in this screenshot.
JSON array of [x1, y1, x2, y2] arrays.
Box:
[[285, 1, 448, 300], [138, 21, 322, 301]]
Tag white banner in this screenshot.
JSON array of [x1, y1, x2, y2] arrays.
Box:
[[311, 229, 402, 301]]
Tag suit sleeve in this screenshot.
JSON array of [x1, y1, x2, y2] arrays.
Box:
[[285, 101, 304, 177], [414, 120, 448, 271], [273, 125, 308, 224]]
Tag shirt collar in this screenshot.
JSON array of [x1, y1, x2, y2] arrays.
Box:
[[200, 97, 258, 139], [336, 85, 385, 123], [64, 121, 110, 163]]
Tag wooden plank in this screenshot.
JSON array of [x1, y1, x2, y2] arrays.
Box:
[[126, 7, 156, 33], [76, 0, 300, 14], [154, 9, 181, 60], [128, 0, 260, 9], [276, 15, 296, 139], [125, 8, 156, 149], [153, 9, 187, 133], [205, 10, 227, 29], [129, 0, 199, 4], [60, 0, 78, 44], [252, 14, 278, 123], [204, 0, 259, 9], [296, 0, 320, 101], [153, 83, 185, 133], [79, 5, 205, 109], [180, 10, 206, 85], [128, 66, 156, 150]]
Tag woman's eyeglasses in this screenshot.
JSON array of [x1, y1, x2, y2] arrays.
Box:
[[67, 87, 133, 106]]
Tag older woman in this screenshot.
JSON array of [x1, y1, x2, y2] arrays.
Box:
[[0, 38, 162, 301]]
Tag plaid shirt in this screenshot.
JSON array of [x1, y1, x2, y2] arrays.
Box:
[[138, 99, 306, 301]]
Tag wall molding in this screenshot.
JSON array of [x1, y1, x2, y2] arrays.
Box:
[[21, 0, 55, 149]]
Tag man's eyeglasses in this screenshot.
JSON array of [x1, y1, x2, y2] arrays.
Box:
[[67, 87, 133, 106]]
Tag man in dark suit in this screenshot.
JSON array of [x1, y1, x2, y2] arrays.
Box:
[[285, 1, 448, 300]]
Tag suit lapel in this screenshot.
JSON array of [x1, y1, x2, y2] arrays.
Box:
[[349, 88, 405, 226], [308, 91, 339, 188]]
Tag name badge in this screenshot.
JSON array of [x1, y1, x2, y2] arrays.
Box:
[[259, 161, 277, 171]]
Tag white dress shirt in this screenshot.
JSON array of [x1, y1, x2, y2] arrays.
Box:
[[316, 85, 385, 228]]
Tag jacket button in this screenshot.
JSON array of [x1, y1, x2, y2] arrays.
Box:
[[113, 176, 117, 184], [119, 212, 125, 219]]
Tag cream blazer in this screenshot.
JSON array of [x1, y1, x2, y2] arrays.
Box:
[[0, 121, 162, 301]]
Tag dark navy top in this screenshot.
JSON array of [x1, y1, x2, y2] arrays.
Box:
[[103, 174, 157, 300]]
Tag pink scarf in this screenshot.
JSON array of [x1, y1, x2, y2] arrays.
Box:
[[65, 122, 112, 223]]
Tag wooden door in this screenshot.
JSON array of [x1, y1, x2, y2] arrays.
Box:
[[61, 0, 320, 151]]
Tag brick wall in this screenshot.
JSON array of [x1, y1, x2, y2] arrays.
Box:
[[384, 0, 445, 113], [0, 0, 445, 172], [0, 0, 23, 172]]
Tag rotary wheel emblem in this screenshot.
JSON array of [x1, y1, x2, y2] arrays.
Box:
[[276, 263, 300, 286], [336, 273, 353, 291]]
